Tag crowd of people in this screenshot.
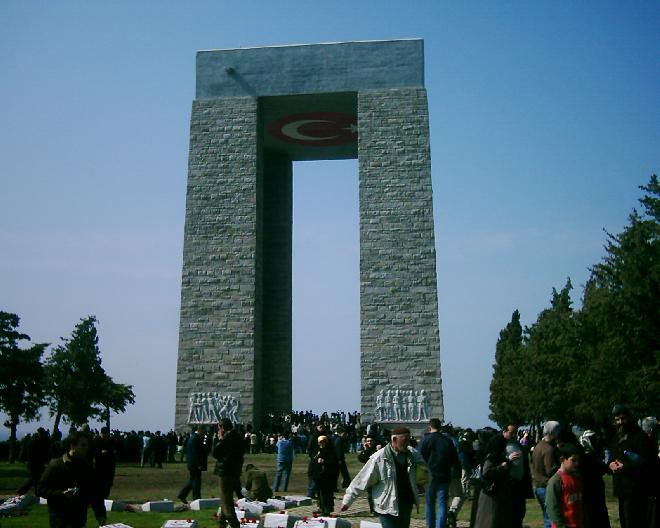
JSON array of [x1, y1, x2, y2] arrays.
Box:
[[10, 404, 660, 528]]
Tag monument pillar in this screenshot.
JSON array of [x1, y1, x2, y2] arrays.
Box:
[[175, 40, 444, 430], [359, 87, 444, 425]]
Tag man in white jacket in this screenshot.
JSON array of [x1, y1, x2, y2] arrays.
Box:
[[341, 426, 425, 528]]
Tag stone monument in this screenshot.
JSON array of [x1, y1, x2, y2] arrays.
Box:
[[175, 39, 443, 430]]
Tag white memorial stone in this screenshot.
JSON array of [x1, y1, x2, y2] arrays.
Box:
[[264, 512, 302, 528], [283, 495, 313, 506], [267, 498, 297, 510], [360, 521, 382, 528], [162, 521, 199, 528], [320, 517, 351, 528], [190, 498, 221, 510], [293, 519, 327, 528], [141, 500, 175, 512], [237, 498, 274, 515], [0, 494, 37, 514], [234, 507, 259, 520], [104, 499, 128, 512], [101, 524, 134, 528]]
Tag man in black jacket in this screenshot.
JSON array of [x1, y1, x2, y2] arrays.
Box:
[[213, 418, 244, 528], [177, 425, 207, 504], [609, 404, 656, 528], [419, 418, 458, 528], [17, 427, 52, 495], [37, 431, 106, 528]]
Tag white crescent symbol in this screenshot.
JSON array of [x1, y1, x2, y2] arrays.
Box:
[[280, 119, 339, 141]]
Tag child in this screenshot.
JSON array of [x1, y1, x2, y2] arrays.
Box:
[[545, 443, 583, 528]]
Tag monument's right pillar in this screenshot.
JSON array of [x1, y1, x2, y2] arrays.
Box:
[[358, 87, 444, 424]]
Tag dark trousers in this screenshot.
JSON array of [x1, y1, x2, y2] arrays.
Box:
[[618, 494, 649, 528], [219, 474, 241, 528], [178, 468, 202, 501], [377, 501, 413, 528], [17, 466, 45, 495], [318, 480, 335, 515], [338, 460, 351, 488]]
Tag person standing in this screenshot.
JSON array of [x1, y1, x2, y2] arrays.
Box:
[[17, 427, 52, 495], [532, 421, 561, 528], [418, 419, 459, 528], [545, 443, 584, 528], [334, 427, 352, 488], [37, 431, 106, 528], [274, 431, 295, 492], [341, 426, 425, 528], [93, 426, 117, 499], [608, 404, 656, 528], [307, 422, 327, 498], [312, 435, 339, 515], [213, 418, 244, 528], [177, 425, 207, 504]]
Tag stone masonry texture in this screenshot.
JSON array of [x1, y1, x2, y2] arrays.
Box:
[[175, 97, 261, 430], [175, 41, 443, 430], [358, 88, 444, 423]]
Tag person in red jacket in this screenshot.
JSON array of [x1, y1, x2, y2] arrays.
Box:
[[545, 443, 583, 528]]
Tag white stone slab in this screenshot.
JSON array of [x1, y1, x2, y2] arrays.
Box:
[[293, 519, 327, 528], [239, 521, 262, 528], [360, 521, 382, 528], [322, 517, 351, 528], [226, 507, 260, 521], [39, 497, 48, 505], [141, 499, 175, 512], [0, 494, 37, 514], [104, 499, 128, 512], [190, 497, 221, 510], [264, 511, 302, 528], [267, 498, 297, 510], [284, 495, 313, 506], [162, 521, 199, 528], [101, 524, 134, 528], [237, 498, 274, 515]]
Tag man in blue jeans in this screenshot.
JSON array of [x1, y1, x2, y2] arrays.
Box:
[[274, 431, 295, 492], [419, 418, 459, 528]]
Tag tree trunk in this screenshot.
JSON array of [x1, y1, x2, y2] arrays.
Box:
[[105, 406, 111, 430], [8, 416, 19, 464], [52, 409, 62, 438]]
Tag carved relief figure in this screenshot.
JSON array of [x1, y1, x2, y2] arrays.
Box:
[[188, 392, 241, 424]]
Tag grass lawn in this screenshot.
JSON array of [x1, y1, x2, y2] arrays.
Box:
[[1, 454, 621, 527]]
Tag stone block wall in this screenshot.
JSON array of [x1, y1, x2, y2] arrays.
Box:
[[358, 87, 444, 423], [175, 97, 261, 430]]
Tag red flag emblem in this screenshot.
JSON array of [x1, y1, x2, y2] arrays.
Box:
[[268, 112, 357, 146]]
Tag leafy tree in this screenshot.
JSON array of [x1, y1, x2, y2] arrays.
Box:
[[489, 310, 526, 426], [0, 312, 47, 462], [95, 376, 135, 430], [577, 175, 660, 421], [44, 316, 135, 433], [524, 279, 579, 425]]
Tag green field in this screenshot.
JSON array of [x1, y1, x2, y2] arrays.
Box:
[[0, 454, 621, 527]]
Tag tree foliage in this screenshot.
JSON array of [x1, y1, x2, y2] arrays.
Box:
[[489, 175, 660, 428], [44, 315, 135, 432], [0, 312, 47, 462]]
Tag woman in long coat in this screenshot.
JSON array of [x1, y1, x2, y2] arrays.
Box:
[[311, 435, 339, 515]]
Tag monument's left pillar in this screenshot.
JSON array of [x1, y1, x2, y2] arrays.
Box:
[[174, 97, 261, 431]]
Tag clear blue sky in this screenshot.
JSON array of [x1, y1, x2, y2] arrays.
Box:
[[1, 1, 658, 436]]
